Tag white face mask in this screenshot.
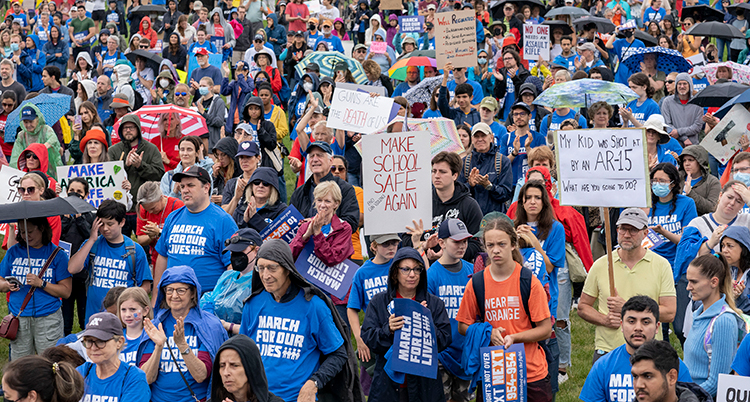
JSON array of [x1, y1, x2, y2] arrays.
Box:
[[159, 78, 170, 88], [303, 82, 313, 92]]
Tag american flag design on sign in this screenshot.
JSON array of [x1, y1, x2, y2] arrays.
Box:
[[111, 105, 209, 143]]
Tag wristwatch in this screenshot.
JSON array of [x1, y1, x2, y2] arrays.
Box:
[[484, 182, 493, 191], [181, 346, 191, 355], [41, 281, 47, 289]]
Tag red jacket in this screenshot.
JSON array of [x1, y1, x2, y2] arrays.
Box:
[[290, 214, 354, 266], [138, 16, 158, 48]]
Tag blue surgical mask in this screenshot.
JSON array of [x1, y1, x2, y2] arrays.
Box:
[[10, 43, 18, 52], [651, 182, 671, 198], [198, 87, 209, 96], [734, 172, 750, 187], [477, 57, 487, 65]]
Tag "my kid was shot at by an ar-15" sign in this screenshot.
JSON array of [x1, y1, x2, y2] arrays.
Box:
[[554, 128, 651, 208], [57, 161, 127, 207]]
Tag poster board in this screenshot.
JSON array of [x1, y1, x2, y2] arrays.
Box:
[[699, 104, 750, 164], [361, 130, 432, 235], [258, 205, 304, 244], [481, 345, 527, 402], [523, 23, 549, 61], [370, 41, 387, 54], [186, 53, 224, 83], [434, 10, 477, 69], [554, 128, 651, 208], [294, 242, 358, 299], [379, 0, 403, 11], [387, 298, 439, 378], [0, 165, 25, 205], [327, 87, 397, 134], [399, 15, 424, 33], [717, 373, 750, 402], [335, 82, 387, 96], [57, 161, 127, 207]]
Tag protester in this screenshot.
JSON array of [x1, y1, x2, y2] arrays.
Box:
[[161, 136, 214, 200], [135, 181, 184, 267], [235, 167, 287, 231], [2, 356, 84, 402], [117, 287, 153, 365], [679, 145, 721, 216], [210, 335, 285, 402], [457, 122, 513, 214]]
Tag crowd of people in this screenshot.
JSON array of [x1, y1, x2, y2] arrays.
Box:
[[4, 0, 750, 400]]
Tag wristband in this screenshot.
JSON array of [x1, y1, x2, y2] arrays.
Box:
[[229, 323, 235, 333], [181, 346, 191, 355], [41, 280, 47, 289]]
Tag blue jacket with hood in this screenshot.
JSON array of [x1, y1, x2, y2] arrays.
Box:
[[287, 72, 320, 123], [42, 34, 68, 75], [18, 34, 45, 92], [722, 225, 750, 314], [265, 13, 287, 56]]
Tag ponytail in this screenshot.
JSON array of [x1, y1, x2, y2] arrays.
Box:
[[4, 356, 84, 402], [690, 254, 743, 316]]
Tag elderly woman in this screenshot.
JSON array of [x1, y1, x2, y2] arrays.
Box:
[[588, 101, 613, 129], [135, 182, 185, 267], [77, 312, 150, 402], [360, 247, 452, 402], [149, 112, 183, 171], [211, 335, 284, 402], [240, 239, 354, 402], [0, 215, 72, 359], [139, 265, 228, 402], [236, 167, 288, 232], [362, 59, 393, 96]]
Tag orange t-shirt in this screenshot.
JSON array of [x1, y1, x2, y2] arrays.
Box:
[[456, 264, 551, 382]]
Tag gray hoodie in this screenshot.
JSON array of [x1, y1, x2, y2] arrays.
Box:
[[207, 7, 236, 48], [678, 145, 721, 215], [661, 72, 704, 145]]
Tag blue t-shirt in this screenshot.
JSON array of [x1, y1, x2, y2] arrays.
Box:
[[662, 137, 683, 155], [656, 144, 678, 166], [0, 242, 71, 317], [188, 41, 218, 54], [422, 108, 442, 119], [539, 109, 588, 140], [580, 343, 692, 402], [348, 259, 392, 311], [120, 328, 148, 366], [489, 121, 508, 147], [693, 76, 709, 93], [552, 53, 578, 72], [77, 362, 150, 402], [626, 98, 660, 127], [611, 38, 645, 85], [101, 50, 123, 77], [501, 73, 516, 121], [240, 289, 344, 402], [81, 236, 152, 322], [732, 329, 750, 375], [446, 79, 484, 105], [522, 247, 548, 286], [643, 7, 666, 23], [498, 130, 547, 184], [155, 204, 238, 292], [531, 221, 565, 318], [144, 315, 210, 402], [648, 194, 698, 267], [190, 65, 223, 91]]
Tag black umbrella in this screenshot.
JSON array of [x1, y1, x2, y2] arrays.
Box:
[[681, 4, 725, 22], [410, 49, 436, 59], [687, 21, 744, 39], [572, 15, 616, 33], [616, 30, 658, 46], [689, 81, 750, 107], [543, 20, 574, 35], [727, 2, 750, 15], [0, 197, 96, 224], [490, 0, 547, 18], [544, 6, 591, 18], [126, 49, 164, 74], [128, 5, 168, 15]]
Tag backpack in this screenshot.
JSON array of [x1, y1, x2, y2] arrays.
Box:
[[703, 304, 749, 362], [471, 267, 554, 364], [278, 75, 291, 107], [462, 151, 504, 180], [86, 236, 137, 295]]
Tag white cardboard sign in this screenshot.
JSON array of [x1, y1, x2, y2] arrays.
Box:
[[523, 23, 549, 61], [327, 88, 396, 134]]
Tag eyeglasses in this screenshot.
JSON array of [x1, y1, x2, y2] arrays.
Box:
[[733, 166, 750, 173], [164, 286, 190, 295], [4, 394, 27, 402], [24, 153, 38, 160], [122, 125, 138, 131], [18, 186, 36, 195], [512, 112, 528, 117], [256, 263, 282, 273], [251, 180, 269, 187], [399, 266, 423, 275], [225, 236, 258, 247], [617, 227, 642, 235], [2, 102, 14, 107], [652, 179, 672, 185], [175, 92, 188, 96], [82, 338, 113, 349], [330, 165, 346, 172]]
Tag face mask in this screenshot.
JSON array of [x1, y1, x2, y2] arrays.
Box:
[[159, 78, 170, 88], [199, 87, 209, 96], [623, 30, 633, 38], [734, 172, 750, 187], [651, 182, 671, 198], [303, 82, 313, 92], [10, 43, 18, 52], [230, 251, 249, 272], [308, 24, 316, 30], [477, 58, 487, 65]]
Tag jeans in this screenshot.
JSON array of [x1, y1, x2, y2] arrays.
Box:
[[717, 38, 729, 61], [673, 274, 689, 345], [278, 174, 288, 203], [547, 337, 560, 398], [556, 263, 572, 368], [347, 172, 361, 187]]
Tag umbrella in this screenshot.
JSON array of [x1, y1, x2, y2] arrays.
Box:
[[687, 21, 744, 39], [689, 82, 750, 107], [616, 30, 658, 46], [294, 51, 367, 84], [727, 2, 750, 15], [125, 49, 163, 75], [388, 56, 437, 81], [533, 79, 638, 108], [572, 15, 616, 33], [543, 20, 574, 35], [404, 75, 444, 105], [703, 61, 750, 84], [357, 117, 464, 156], [410, 50, 436, 59], [713, 92, 749, 119], [490, 0, 546, 18], [681, 4, 726, 22], [544, 6, 591, 18], [4, 93, 71, 143], [111, 105, 208, 144], [621, 47, 693, 73], [0, 196, 96, 224], [128, 5, 168, 15]]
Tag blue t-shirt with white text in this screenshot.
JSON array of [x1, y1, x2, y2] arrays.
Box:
[[626, 98, 660, 127], [77, 361, 150, 402], [348, 259, 392, 311], [498, 130, 548, 184], [0, 242, 70, 316], [648, 195, 698, 267], [539, 109, 588, 141]]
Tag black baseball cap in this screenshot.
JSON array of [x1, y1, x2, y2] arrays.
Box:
[[173, 165, 211, 185], [224, 228, 263, 252], [510, 102, 531, 114], [306, 141, 333, 155]]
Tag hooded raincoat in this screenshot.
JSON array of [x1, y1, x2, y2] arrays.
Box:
[[137, 16, 158, 48], [18, 34, 45, 91], [241, 96, 280, 173], [233, 167, 287, 230], [265, 13, 286, 56], [679, 145, 721, 216], [661, 72, 704, 145], [10, 103, 62, 179], [207, 7, 236, 61], [210, 335, 285, 402], [722, 226, 750, 314]]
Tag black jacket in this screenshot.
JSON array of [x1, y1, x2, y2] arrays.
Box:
[[212, 137, 240, 196], [493, 66, 531, 103], [242, 96, 280, 174], [210, 335, 284, 402], [457, 144, 513, 215], [361, 247, 452, 402], [162, 34, 188, 71], [233, 167, 288, 230], [290, 172, 360, 234], [234, 17, 254, 52]]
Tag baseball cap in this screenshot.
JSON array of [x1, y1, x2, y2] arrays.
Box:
[[193, 0, 203, 8], [21, 107, 37, 121], [306, 141, 333, 155], [371, 233, 401, 244], [194, 47, 209, 56], [70, 6, 78, 11], [425, 21, 434, 29], [254, 34, 264, 41], [294, 30, 304, 36], [236, 141, 260, 157], [80, 312, 122, 341], [510, 102, 531, 114], [578, 42, 596, 53], [321, 19, 332, 27], [224, 228, 263, 253], [519, 83, 537, 97], [110, 94, 130, 109], [333, 61, 348, 72], [306, 62, 320, 72], [353, 43, 367, 52], [309, 17, 319, 24], [616, 208, 648, 230], [471, 122, 492, 136], [479, 96, 498, 112], [427, 3, 436, 9], [173, 165, 211, 185], [438, 219, 472, 241]]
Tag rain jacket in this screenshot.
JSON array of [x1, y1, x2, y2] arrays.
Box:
[[364, 14, 382, 46], [241, 96, 280, 173], [366, 28, 396, 73], [265, 13, 286, 56], [201, 91, 227, 151], [107, 113, 165, 212], [210, 335, 284, 402], [112, 63, 136, 109], [221, 69, 254, 133], [137, 16, 158, 48], [287, 72, 320, 122], [17, 34, 45, 92], [87, 88, 114, 127], [42, 36, 69, 76], [137, 265, 228, 399], [679, 145, 721, 215], [207, 7, 236, 49], [360, 247, 452, 402], [212, 137, 240, 197], [17, 142, 58, 189], [244, 239, 364, 402], [254, 49, 282, 93], [457, 143, 513, 215], [10, 103, 62, 179], [290, 214, 353, 266], [151, 70, 177, 105], [722, 226, 750, 314], [290, 171, 361, 234], [234, 168, 287, 231], [740, 30, 750, 64], [661, 72, 704, 145]]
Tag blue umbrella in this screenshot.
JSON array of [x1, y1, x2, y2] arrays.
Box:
[[713, 87, 750, 119], [5, 93, 72, 142], [621, 47, 693, 74]]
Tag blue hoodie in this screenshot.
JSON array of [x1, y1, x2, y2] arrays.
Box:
[[17, 34, 45, 91], [42, 33, 69, 75], [265, 14, 287, 56], [722, 226, 750, 314]]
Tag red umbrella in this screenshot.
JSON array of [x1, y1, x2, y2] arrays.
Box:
[[111, 104, 208, 145]]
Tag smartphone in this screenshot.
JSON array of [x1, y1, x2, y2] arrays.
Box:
[[5, 276, 21, 288], [74, 115, 82, 127]]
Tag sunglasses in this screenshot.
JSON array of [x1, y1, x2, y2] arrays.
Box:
[[2, 102, 13, 107], [18, 186, 36, 195], [251, 180, 269, 187], [175, 92, 188, 96], [665, 80, 675, 84], [330, 165, 346, 172], [24, 153, 38, 160]]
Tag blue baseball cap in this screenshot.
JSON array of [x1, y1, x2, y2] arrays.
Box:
[[21, 107, 37, 121], [224, 228, 263, 252], [236, 141, 260, 157], [306, 141, 333, 155]]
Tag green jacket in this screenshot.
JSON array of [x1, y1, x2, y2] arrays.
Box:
[[739, 30, 750, 64], [107, 114, 164, 212], [10, 103, 63, 179]]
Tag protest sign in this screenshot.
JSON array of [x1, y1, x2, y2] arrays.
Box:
[[370, 41, 387, 54], [361, 130, 432, 235], [335, 82, 386, 96], [554, 128, 651, 208], [481, 345, 527, 402], [379, 0, 402, 10], [718, 373, 750, 402], [435, 10, 477, 69], [523, 23, 549, 61], [294, 242, 358, 299], [258, 205, 304, 244], [0, 165, 24, 205], [304, 0, 321, 14], [57, 161, 127, 207], [699, 104, 750, 164], [399, 15, 424, 33], [327, 87, 397, 134], [59, 240, 72, 258], [387, 298, 438, 379], [641, 228, 666, 249]]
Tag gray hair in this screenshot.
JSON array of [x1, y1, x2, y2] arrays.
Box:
[[1, 59, 15, 71], [136, 181, 162, 204]]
